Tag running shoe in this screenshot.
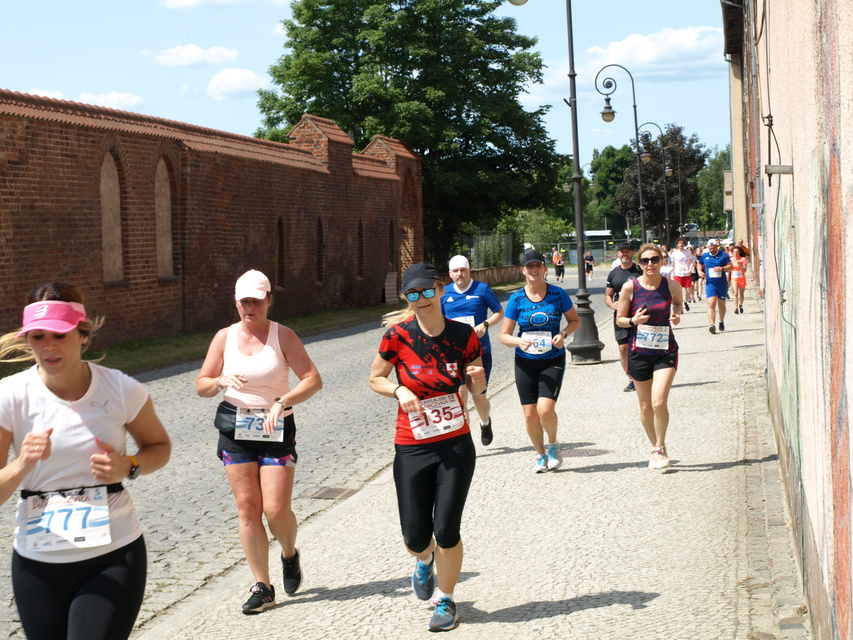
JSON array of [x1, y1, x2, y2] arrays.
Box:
[[412, 556, 435, 600], [623, 380, 636, 392], [657, 447, 671, 469], [428, 597, 459, 632], [282, 549, 302, 595], [684, 302, 690, 312], [480, 419, 493, 446], [740, 306, 744, 314], [242, 582, 276, 614], [533, 453, 548, 474], [734, 307, 740, 314], [546, 443, 563, 470], [719, 321, 726, 332], [709, 325, 717, 334]]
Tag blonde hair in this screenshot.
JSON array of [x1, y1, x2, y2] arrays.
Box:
[[380, 280, 444, 327], [0, 283, 105, 364], [638, 243, 663, 259]]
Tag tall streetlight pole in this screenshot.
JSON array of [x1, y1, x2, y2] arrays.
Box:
[[639, 121, 670, 246], [672, 150, 684, 237], [594, 64, 648, 242], [509, 0, 603, 363]]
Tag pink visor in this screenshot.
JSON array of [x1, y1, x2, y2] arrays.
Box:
[[16, 301, 88, 337]]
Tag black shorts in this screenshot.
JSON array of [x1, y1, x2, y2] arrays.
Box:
[[585, 263, 593, 273], [217, 413, 298, 464], [627, 350, 678, 382], [613, 313, 630, 344], [691, 272, 700, 282], [394, 434, 476, 551], [514, 353, 566, 405]]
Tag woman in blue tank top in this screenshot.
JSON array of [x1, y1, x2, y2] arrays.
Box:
[[615, 244, 683, 470]]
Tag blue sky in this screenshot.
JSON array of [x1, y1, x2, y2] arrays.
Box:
[[1, 0, 730, 167]]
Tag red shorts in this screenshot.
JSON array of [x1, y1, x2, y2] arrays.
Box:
[[673, 275, 693, 288]]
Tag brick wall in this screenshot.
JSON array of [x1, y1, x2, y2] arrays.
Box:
[[0, 90, 422, 345]]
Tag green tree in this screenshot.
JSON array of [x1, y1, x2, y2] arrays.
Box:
[[690, 144, 732, 231], [258, 0, 563, 264], [587, 144, 634, 237], [613, 125, 709, 239]]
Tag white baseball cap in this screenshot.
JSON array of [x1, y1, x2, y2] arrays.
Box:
[[235, 270, 271, 300], [448, 255, 470, 270]]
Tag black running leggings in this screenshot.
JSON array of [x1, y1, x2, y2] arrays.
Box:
[[12, 535, 147, 640], [393, 434, 476, 552]]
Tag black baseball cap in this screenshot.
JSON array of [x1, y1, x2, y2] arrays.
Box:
[[521, 250, 546, 266], [618, 241, 634, 251], [401, 262, 440, 293]]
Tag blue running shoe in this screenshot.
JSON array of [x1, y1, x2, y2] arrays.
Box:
[[533, 453, 548, 474], [428, 597, 459, 632], [412, 556, 435, 600], [546, 443, 563, 470]]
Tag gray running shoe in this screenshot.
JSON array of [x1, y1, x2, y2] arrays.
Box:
[[429, 597, 459, 632], [412, 556, 435, 600]]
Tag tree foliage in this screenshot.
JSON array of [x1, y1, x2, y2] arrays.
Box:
[[586, 144, 634, 235], [612, 124, 709, 239], [690, 144, 732, 231], [257, 0, 563, 264]]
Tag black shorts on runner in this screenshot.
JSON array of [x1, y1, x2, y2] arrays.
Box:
[[514, 353, 566, 405], [217, 413, 298, 462], [627, 350, 678, 382]]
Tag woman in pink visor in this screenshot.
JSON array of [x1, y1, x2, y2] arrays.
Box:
[[0, 282, 171, 640]]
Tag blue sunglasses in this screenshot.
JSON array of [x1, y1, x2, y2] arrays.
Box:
[[405, 288, 437, 302]]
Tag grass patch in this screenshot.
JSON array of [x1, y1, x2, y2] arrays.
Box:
[[0, 279, 525, 378]]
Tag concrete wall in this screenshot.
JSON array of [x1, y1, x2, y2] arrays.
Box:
[[0, 90, 422, 345], [725, 1, 853, 637]]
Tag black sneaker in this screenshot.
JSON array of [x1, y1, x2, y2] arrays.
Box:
[[684, 302, 690, 312], [623, 380, 635, 392], [242, 582, 275, 614], [734, 308, 740, 314], [282, 549, 303, 595], [480, 419, 493, 446], [740, 306, 744, 314], [719, 321, 725, 332]]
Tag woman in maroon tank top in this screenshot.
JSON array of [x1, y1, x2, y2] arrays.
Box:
[[615, 244, 683, 470]]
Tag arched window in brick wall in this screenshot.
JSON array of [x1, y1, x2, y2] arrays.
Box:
[[154, 158, 174, 278], [276, 217, 286, 287], [317, 219, 326, 284], [357, 219, 365, 278], [100, 154, 124, 282]]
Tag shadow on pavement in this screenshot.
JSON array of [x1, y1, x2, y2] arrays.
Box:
[[460, 590, 660, 623]]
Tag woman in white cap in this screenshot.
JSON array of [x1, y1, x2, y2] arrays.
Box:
[[370, 262, 485, 632], [0, 282, 171, 640], [196, 270, 322, 614]]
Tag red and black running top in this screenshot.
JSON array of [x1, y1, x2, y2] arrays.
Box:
[[379, 317, 483, 445]]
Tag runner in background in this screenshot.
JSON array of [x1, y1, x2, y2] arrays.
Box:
[[605, 242, 643, 393], [552, 248, 565, 282], [697, 239, 732, 334], [669, 238, 695, 312], [730, 246, 748, 314], [442, 255, 504, 446]]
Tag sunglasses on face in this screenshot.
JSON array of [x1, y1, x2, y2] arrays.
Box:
[[639, 256, 662, 265], [405, 288, 437, 302]]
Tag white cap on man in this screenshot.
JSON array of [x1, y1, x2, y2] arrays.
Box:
[[448, 255, 470, 270]]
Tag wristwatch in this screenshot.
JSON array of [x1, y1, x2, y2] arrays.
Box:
[[483, 320, 490, 329], [127, 455, 140, 480]]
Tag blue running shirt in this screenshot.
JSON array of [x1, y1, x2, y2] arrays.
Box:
[[504, 285, 574, 360], [441, 280, 502, 353]]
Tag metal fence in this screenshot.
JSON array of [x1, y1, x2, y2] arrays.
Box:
[[452, 231, 516, 269]]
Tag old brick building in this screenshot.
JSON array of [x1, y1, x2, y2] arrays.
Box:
[[0, 89, 423, 345]]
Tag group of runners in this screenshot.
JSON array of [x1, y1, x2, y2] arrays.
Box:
[[0, 241, 749, 637]]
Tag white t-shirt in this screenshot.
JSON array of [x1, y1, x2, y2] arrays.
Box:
[[670, 248, 696, 277], [0, 363, 148, 563]]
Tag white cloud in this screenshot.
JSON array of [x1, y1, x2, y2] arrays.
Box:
[[78, 92, 145, 109], [206, 68, 266, 100], [272, 22, 286, 36], [584, 26, 724, 82], [28, 89, 65, 100], [152, 44, 238, 67]]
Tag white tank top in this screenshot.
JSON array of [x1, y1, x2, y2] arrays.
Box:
[[222, 322, 291, 412]]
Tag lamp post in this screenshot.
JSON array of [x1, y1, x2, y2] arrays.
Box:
[[594, 64, 647, 242], [509, 0, 603, 363], [638, 121, 670, 246], [672, 150, 684, 237]]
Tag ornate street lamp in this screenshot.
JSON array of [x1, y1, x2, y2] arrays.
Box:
[[594, 64, 647, 242], [508, 0, 603, 363], [639, 121, 671, 246]]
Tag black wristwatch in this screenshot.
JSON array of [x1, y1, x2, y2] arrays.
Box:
[[628, 318, 635, 327], [127, 455, 141, 481]]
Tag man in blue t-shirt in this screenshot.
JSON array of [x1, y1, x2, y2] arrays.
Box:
[[441, 255, 504, 446], [698, 238, 732, 334]]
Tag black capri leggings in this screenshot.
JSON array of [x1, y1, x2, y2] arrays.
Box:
[[393, 434, 476, 552], [12, 535, 147, 640]]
